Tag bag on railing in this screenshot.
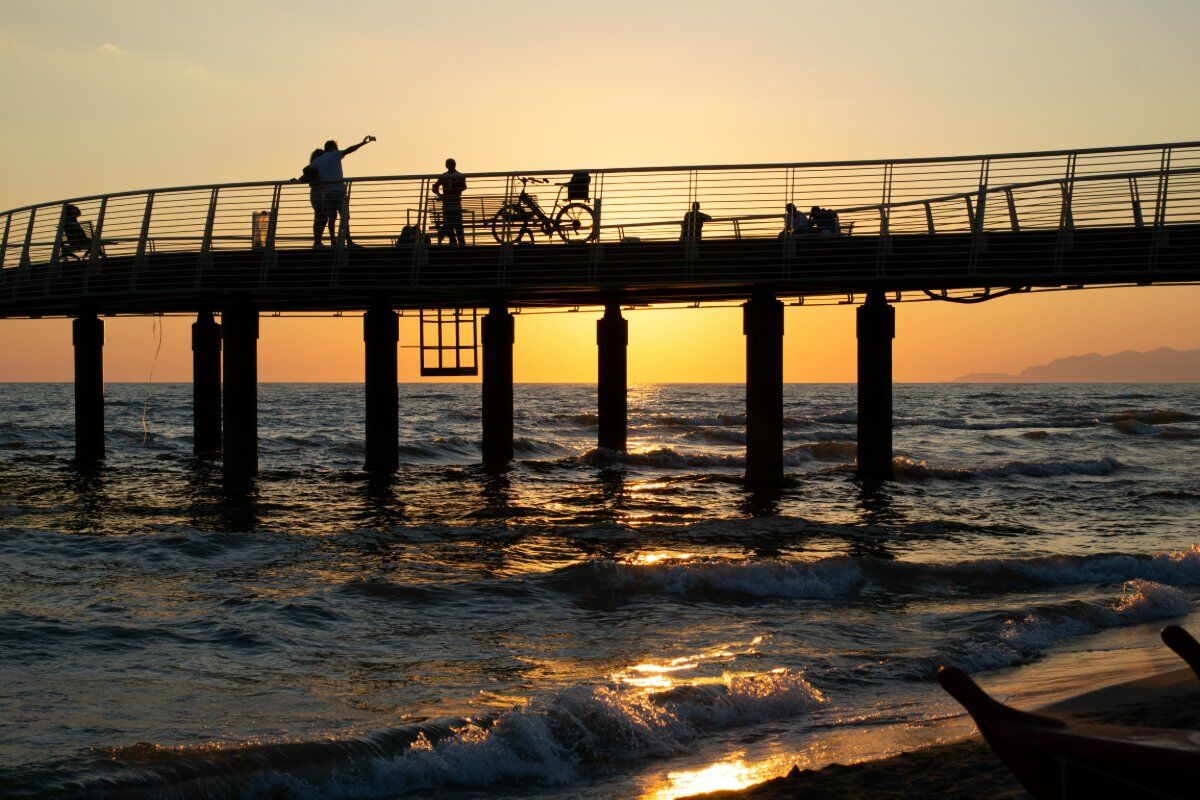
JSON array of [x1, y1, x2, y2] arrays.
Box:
[[567, 172, 591, 201]]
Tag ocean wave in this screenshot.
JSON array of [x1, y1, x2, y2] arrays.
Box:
[[538, 545, 1200, 606], [681, 428, 746, 445], [582, 447, 745, 469], [641, 413, 747, 429], [22, 672, 823, 799], [789, 441, 857, 462], [549, 412, 598, 427], [577, 442, 856, 470], [936, 580, 1189, 674], [543, 557, 865, 601], [397, 436, 478, 460], [1106, 409, 1200, 425], [513, 437, 567, 457], [892, 455, 1122, 481], [353, 670, 823, 795]]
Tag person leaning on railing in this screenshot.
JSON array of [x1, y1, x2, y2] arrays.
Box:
[[680, 201, 712, 242]]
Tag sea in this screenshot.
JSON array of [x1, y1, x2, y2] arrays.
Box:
[[1, 382, 1199, 799]]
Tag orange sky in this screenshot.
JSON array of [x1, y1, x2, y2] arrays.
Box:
[[2, 1, 1199, 383]]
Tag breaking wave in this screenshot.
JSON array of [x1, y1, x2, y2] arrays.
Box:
[[935, 580, 1190, 674], [892, 455, 1123, 480], [539, 544, 1200, 605], [16, 672, 823, 799]]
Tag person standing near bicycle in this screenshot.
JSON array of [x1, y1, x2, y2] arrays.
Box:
[[311, 135, 375, 245], [433, 158, 468, 245]]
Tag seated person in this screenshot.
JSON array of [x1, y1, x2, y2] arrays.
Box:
[[781, 202, 812, 236], [61, 204, 91, 257], [811, 205, 840, 236]]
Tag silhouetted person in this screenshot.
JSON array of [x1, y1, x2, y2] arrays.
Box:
[[61, 204, 91, 257], [782, 202, 811, 236], [680, 201, 711, 242], [433, 158, 467, 245], [297, 149, 326, 248], [311, 135, 374, 245], [811, 205, 840, 236]]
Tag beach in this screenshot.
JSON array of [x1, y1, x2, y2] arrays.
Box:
[[688, 667, 1200, 800]]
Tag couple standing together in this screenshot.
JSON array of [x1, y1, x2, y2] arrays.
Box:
[[300, 138, 467, 248]]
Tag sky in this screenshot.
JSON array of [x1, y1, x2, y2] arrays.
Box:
[[1, 0, 1199, 382]]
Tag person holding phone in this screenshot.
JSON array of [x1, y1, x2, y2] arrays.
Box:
[[310, 136, 375, 245]]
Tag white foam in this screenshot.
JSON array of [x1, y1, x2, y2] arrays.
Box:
[[316, 671, 823, 795], [943, 580, 1190, 674]]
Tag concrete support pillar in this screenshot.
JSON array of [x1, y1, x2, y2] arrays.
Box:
[[222, 304, 258, 481], [743, 290, 784, 485], [72, 311, 105, 463], [481, 303, 514, 466], [596, 302, 628, 452], [363, 305, 399, 472], [192, 311, 222, 456], [856, 289, 895, 481]]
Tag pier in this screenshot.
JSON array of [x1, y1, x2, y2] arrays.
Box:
[[3, 141, 1200, 483]]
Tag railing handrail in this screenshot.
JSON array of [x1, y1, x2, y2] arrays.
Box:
[[12, 161, 1200, 250], [3, 139, 1199, 218]]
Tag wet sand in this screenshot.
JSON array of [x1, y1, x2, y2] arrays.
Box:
[[686, 667, 1200, 800]]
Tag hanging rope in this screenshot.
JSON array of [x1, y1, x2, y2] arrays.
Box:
[[922, 286, 1029, 304], [140, 314, 164, 446]]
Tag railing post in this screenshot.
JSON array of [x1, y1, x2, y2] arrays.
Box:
[[131, 192, 154, 289], [44, 203, 69, 295], [82, 198, 106, 295], [411, 178, 429, 285], [1054, 154, 1077, 272], [49, 203, 67, 269], [1151, 146, 1172, 255], [332, 181, 352, 285], [923, 202, 935, 235], [19, 207, 37, 270], [1129, 178, 1144, 229], [0, 212, 10, 288], [258, 183, 281, 286], [685, 170, 698, 280], [196, 187, 218, 287], [968, 158, 990, 272], [1004, 188, 1020, 233]]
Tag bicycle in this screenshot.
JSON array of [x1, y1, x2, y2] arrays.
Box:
[[489, 175, 597, 244]]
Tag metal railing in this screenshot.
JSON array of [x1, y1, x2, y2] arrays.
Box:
[[2, 140, 1198, 294]]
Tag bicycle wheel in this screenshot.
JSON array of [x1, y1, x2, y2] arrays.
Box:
[[490, 205, 531, 244], [554, 203, 596, 243]]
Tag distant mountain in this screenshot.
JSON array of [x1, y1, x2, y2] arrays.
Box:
[[956, 347, 1200, 383]]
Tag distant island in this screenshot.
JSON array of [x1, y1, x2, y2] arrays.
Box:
[[955, 347, 1200, 383]]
